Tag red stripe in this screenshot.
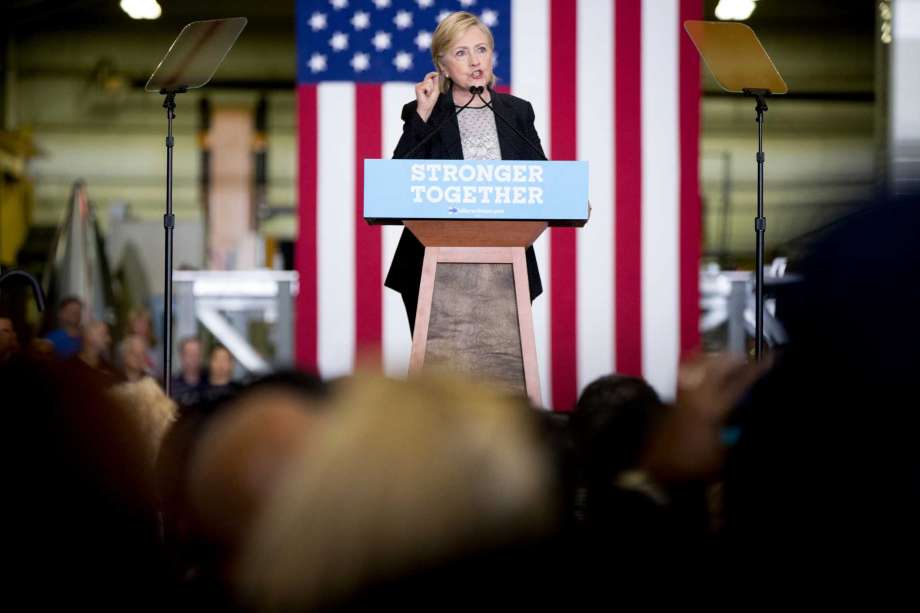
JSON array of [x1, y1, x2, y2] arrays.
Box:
[[354, 84, 383, 362], [679, 0, 702, 357], [614, 0, 643, 377], [295, 84, 318, 371], [550, 0, 578, 411]]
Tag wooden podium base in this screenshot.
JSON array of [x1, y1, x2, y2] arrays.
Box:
[[408, 245, 542, 407]]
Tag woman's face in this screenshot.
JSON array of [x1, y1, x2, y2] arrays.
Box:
[[86, 321, 111, 352], [123, 337, 148, 372], [130, 313, 150, 338], [210, 348, 234, 384], [439, 26, 493, 95]]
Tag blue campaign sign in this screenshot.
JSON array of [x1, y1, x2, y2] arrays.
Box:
[[364, 159, 589, 224]]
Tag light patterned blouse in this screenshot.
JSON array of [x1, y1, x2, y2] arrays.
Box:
[[457, 105, 501, 160]]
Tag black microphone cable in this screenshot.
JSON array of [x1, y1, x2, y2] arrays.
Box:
[[398, 86, 481, 159], [474, 88, 547, 161]]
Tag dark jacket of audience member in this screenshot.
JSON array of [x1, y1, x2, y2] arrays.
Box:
[[724, 196, 920, 576], [570, 375, 709, 562], [0, 355, 168, 610]]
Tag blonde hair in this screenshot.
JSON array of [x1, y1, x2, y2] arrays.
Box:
[[187, 391, 317, 549], [109, 377, 177, 470], [431, 11, 496, 94], [238, 372, 553, 611]]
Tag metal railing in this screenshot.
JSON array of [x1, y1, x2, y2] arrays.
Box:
[[700, 258, 799, 354], [172, 270, 298, 374]]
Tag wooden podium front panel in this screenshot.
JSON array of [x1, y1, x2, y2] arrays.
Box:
[[409, 246, 542, 406], [425, 263, 525, 394]]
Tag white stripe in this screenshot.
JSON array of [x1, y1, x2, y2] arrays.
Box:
[[513, 0, 552, 407], [511, 0, 551, 156], [641, 0, 680, 400], [576, 0, 614, 394], [317, 83, 356, 379], [381, 82, 416, 378]]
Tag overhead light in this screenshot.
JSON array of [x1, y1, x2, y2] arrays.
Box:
[[715, 0, 758, 21], [120, 0, 162, 20]]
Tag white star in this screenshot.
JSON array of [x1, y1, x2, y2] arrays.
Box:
[[416, 0, 435, 9], [393, 51, 413, 72], [329, 31, 349, 51], [308, 53, 327, 73], [436, 10, 450, 23], [480, 9, 498, 27], [330, 0, 348, 9], [394, 10, 413, 30], [414, 30, 432, 50], [309, 12, 328, 31], [459, 0, 477, 7], [351, 10, 370, 30], [371, 30, 392, 51], [350, 52, 370, 72], [372, 0, 391, 8], [493, 51, 499, 68]]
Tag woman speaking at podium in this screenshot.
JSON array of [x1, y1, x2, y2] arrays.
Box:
[[385, 10, 545, 335]]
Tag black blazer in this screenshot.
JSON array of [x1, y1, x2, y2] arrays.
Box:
[[384, 89, 546, 333]]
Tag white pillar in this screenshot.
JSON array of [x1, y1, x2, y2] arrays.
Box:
[[890, 0, 920, 195]]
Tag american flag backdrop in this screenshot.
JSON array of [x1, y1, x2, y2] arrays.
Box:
[[294, 0, 702, 409]]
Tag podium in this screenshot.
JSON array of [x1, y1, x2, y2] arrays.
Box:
[[365, 159, 589, 407]]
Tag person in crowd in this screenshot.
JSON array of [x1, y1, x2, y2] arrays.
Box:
[[77, 319, 111, 369], [45, 295, 83, 358], [126, 306, 161, 378], [74, 319, 119, 384], [570, 375, 672, 530], [120, 333, 152, 383], [237, 373, 557, 612], [203, 344, 238, 401], [189, 375, 327, 573], [722, 193, 920, 580], [567, 373, 721, 582], [156, 371, 326, 610], [0, 355, 168, 610], [110, 376, 178, 474], [0, 315, 18, 364], [171, 336, 207, 407]]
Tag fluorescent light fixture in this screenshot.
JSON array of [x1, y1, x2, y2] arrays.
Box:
[[715, 0, 758, 21], [120, 0, 162, 20]]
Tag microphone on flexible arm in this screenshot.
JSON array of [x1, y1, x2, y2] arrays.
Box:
[[397, 86, 481, 159], [473, 87, 547, 161]]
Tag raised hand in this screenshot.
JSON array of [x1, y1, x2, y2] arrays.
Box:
[[415, 72, 440, 122]]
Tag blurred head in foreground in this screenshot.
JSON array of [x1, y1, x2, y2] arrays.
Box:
[[109, 376, 177, 472], [156, 370, 328, 603], [238, 373, 555, 611], [187, 374, 326, 560], [0, 356, 163, 610], [572, 374, 665, 481]]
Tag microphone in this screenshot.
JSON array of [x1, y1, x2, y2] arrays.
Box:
[[475, 89, 547, 161], [397, 86, 481, 159]]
